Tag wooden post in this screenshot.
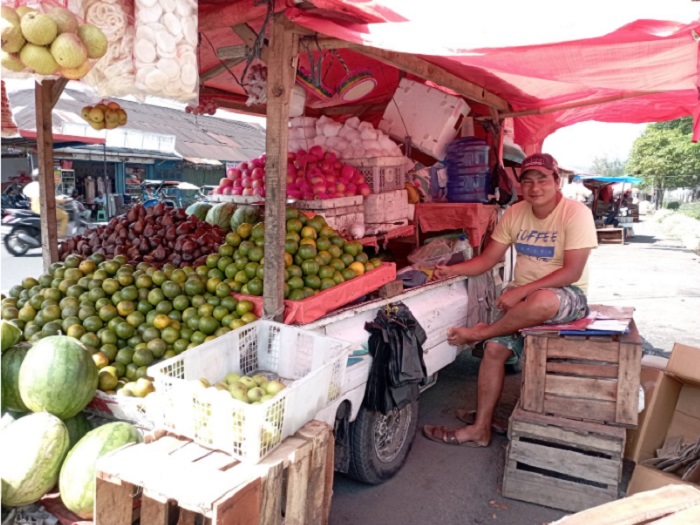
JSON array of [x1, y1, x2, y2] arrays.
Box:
[[262, 17, 299, 320], [35, 79, 65, 270]]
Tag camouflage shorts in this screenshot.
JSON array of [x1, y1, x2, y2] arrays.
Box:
[[485, 285, 588, 357]]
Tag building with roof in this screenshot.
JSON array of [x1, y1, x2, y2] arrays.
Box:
[[3, 87, 266, 204]]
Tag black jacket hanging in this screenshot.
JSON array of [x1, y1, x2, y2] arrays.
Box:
[[363, 303, 427, 415]]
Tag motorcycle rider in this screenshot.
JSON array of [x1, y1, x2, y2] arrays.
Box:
[[22, 169, 69, 238]]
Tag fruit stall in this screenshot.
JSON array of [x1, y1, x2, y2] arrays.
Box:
[[3, 1, 700, 524]]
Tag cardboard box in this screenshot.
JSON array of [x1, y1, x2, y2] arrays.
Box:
[[625, 366, 665, 462], [627, 343, 700, 495]]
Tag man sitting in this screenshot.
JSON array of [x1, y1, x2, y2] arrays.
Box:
[[423, 153, 598, 447]]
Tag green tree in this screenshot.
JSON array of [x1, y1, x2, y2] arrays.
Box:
[[626, 117, 700, 204], [590, 156, 626, 177]]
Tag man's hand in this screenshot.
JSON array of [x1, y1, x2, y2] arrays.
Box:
[[496, 286, 529, 311], [431, 264, 454, 281]]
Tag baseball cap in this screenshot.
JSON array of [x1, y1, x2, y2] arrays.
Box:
[[519, 153, 559, 181]]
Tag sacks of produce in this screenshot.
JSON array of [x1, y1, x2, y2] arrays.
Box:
[[59, 421, 142, 518], [0, 412, 70, 507]]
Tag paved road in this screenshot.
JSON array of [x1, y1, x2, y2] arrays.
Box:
[[1, 227, 44, 294]]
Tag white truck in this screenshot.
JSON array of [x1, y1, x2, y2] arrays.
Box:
[[306, 275, 474, 484]]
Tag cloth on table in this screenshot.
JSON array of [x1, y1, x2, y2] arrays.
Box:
[[415, 203, 498, 249]]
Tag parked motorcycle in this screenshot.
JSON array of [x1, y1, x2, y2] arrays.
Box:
[[3, 200, 90, 256]]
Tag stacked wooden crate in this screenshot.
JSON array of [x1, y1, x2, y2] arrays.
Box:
[[502, 314, 643, 512]]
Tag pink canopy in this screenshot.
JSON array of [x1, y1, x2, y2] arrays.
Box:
[[198, 1, 700, 149]]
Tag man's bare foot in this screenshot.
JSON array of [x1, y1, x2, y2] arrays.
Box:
[[447, 323, 489, 346]]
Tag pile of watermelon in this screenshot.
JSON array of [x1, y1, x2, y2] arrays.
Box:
[[0, 335, 142, 518]]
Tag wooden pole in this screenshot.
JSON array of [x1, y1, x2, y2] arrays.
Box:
[[262, 17, 299, 320], [35, 80, 63, 270]]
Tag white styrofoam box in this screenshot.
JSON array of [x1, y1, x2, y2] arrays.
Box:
[[364, 189, 409, 224], [407, 203, 415, 221], [149, 321, 351, 463], [380, 78, 470, 160], [293, 195, 364, 236], [86, 390, 156, 429], [293, 195, 362, 210], [344, 157, 408, 193]]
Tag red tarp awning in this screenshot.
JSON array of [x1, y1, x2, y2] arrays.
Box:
[[198, 1, 700, 149]]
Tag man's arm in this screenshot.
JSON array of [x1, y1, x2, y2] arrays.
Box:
[[496, 247, 591, 310], [434, 240, 510, 279]]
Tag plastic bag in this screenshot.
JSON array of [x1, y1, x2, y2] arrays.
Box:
[[1, 0, 107, 81], [363, 303, 427, 415], [132, 0, 198, 102], [81, 0, 136, 97], [407, 238, 454, 269]]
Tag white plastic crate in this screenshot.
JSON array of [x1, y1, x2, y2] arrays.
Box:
[[344, 157, 408, 194], [364, 189, 409, 224], [148, 321, 351, 463], [380, 78, 470, 160]]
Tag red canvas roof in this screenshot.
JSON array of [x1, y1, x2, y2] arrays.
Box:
[[198, 1, 700, 149]]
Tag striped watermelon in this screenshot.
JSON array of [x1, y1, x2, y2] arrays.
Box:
[[0, 412, 70, 507], [1, 344, 30, 413], [59, 422, 142, 519], [18, 335, 98, 419], [63, 412, 92, 449]]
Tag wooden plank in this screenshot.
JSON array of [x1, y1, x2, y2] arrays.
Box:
[[522, 336, 547, 412], [544, 375, 618, 402], [321, 430, 335, 525], [200, 58, 246, 82], [503, 465, 617, 513], [649, 504, 700, 524], [176, 509, 197, 525], [211, 478, 262, 525], [511, 405, 626, 439], [35, 80, 60, 269], [551, 485, 700, 524], [260, 462, 284, 525], [140, 495, 169, 525], [547, 361, 619, 379], [511, 421, 623, 456], [300, 428, 331, 525], [615, 340, 642, 426], [546, 337, 620, 362], [509, 440, 621, 486], [284, 439, 315, 525], [349, 44, 509, 112], [94, 477, 133, 525], [193, 451, 239, 471], [263, 15, 299, 320], [543, 394, 617, 425]]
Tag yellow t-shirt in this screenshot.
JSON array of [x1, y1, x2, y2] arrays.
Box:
[[491, 197, 598, 293]]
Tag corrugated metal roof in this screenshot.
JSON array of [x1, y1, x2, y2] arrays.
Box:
[[7, 88, 266, 163]]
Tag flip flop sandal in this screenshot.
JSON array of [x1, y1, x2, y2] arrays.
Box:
[[454, 409, 508, 435], [422, 425, 489, 448]]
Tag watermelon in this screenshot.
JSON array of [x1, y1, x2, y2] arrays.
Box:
[[59, 422, 142, 518], [0, 412, 70, 507], [1, 344, 30, 413], [205, 202, 236, 230], [0, 410, 26, 431], [18, 335, 99, 419], [63, 412, 93, 449], [230, 205, 260, 231], [185, 202, 212, 221], [1, 320, 22, 352]]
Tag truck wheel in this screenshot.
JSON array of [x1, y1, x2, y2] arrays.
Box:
[[347, 399, 419, 485]]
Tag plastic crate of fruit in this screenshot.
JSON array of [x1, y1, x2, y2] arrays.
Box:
[[148, 320, 352, 463], [344, 157, 408, 193]]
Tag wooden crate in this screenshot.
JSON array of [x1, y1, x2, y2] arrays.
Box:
[[521, 319, 642, 427], [503, 406, 626, 513], [596, 227, 625, 244], [94, 420, 334, 525]]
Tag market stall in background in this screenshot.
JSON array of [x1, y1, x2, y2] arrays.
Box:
[[2, 0, 700, 523]]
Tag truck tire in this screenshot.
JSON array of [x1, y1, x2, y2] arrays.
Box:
[[347, 399, 419, 485]]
